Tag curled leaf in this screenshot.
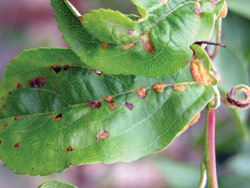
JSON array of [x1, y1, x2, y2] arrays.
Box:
[[225, 85, 250, 110]]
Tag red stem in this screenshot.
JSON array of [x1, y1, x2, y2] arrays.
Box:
[[207, 108, 218, 188]]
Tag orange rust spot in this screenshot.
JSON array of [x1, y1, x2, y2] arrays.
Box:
[[104, 96, 114, 103], [162, 0, 169, 6], [218, 1, 228, 18], [101, 43, 109, 50], [173, 85, 179, 91], [1, 96, 4, 101], [2, 122, 8, 131], [14, 142, 20, 148], [152, 84, 167, 93], [109, 103, 117, 111], [78, 16, 87, 23], [140, 32, 156, 54], [2, 105, 7, 110], [14, 116, 20, 121], [136, 88, 147, 99], [180, 85, 187, 92], [177, 113, 201, 136], [54, 114, 62, 122], [190, 58, 212, 86], [67, 146, 74, 152], [122, 42, 137, 51]]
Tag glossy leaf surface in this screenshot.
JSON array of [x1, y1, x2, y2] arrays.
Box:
[[0, 49, 213, 175], [51, 0, 224, 78]]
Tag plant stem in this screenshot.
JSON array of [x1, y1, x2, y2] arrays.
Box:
[[206, 107, 218, 188], [211, 19, 222, 60]]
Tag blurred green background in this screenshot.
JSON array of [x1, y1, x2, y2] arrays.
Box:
[[0, 0, 249, 187]]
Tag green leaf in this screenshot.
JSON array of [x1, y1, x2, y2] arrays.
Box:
[[227, 0, 250, 20], [38, 181, 77, 188], [0, 48, 213, 175], [51, 0, 224, 78]]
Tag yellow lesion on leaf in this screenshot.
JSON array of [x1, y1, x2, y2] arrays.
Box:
[[122, 42, 137, 51], [218, 1, 228, 18], [140, 32, 156, 54], [152, 84, 167, 93]]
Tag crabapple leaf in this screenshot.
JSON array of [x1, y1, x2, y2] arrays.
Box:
[[0, 48, 213, 175]]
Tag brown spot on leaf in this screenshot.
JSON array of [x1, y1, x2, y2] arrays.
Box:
[[78, 16, 87, 23], [14, 116, 20, 121], [141, 32, 156, 54], [67, 146, 74, 152], [190, 58, 212, 86], [54, 114, 62, 122], [193, 8, 203, 18], [93, 70, 103, 76], [51, 65, 62, 74], [173, 85, 179, 91], [14, 142, 20, 148], [2, 105, 7, 110], [0, 140, 2, 145], [2, 122, 8, 131], [177, 113, 201, 136], [87, 101, 101, 109], [180, 85, 187, 92], [96, 130, 109, 140], [31, 167, 34, 171], [101, 43, 109, 50], [152, 84, 167, 93], [122, 42, 137, 51], [136, 88, 147, 99], [8, 91, 12, 95], [63, 65, 70, 70], [128, 30, 134, 35], [104, 96, 114, 103], [218, 1, 228, 18], [29, 77, 46, 88], [1, 96, 4, 101], [16, 83, 22, 89], [109, 103, 117, 111], [124, 102, 133, 111], [162, 0, 169, 6]]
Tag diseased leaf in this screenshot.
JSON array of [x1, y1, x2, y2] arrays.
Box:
[[0, 49, 213, 175], [51, 0, 224, 78], [38, 181, 77, 188]]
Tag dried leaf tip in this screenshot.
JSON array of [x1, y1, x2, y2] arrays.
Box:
[[225, 85, 250, 110], [152, 84, 167, 93]]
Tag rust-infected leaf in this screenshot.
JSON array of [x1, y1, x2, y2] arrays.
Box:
[[54, 114, 63, 122], [14, 116, 20, 121], [88, 101, 101, 109], [136, 88, 147, 99], [66, 146, 74, 153], [101, 43, 109, 50], [177, 113, 200, 136], [104, 96, 113, 103], [124, 102, 133, 111], [140, 32, 155, 54], [122, 42, 137, 51], [190, 58, 212, 86], [29, 78, 46, 88], [109, 103, 117, 111], [152, 84, 167, 93], [2, 122, 8, 131], [14, 142, 20, 148], [51, 65, 62, 74]]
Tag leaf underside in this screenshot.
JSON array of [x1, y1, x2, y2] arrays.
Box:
[[0, 49, 213, 175], [51, 0, 224, 78]]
